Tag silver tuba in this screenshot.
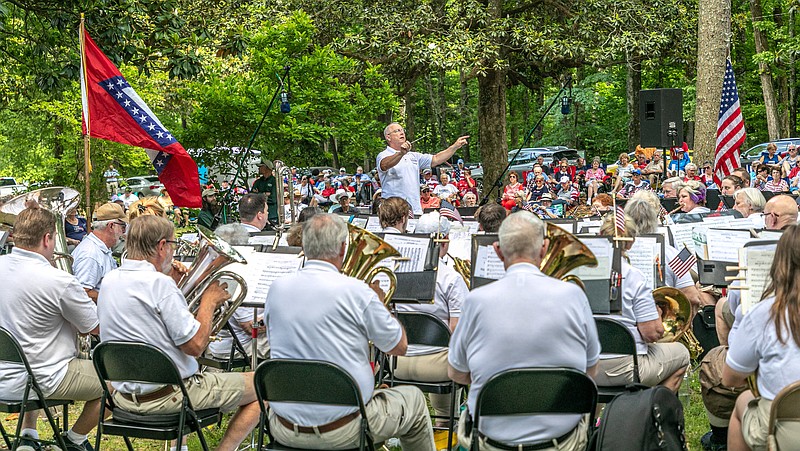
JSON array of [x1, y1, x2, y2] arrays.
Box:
[[178, 225, 249, 337], [0, 187, 81, 273]]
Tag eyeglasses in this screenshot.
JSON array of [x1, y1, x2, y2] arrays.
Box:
[[388, 128, 404, 135], [113, 221, 127, 230], [160, 239, 179, 247]]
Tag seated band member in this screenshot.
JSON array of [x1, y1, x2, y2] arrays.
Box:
[[724, 224, 800, 451], [237, 193, 269, 233], [625, 191, 702, 307], [71, 202, 127, 302], [265, 214, 435, 449], [594, 216, 690, 392], [394, 213, 467, 442], [97, 216, 260, 450], [0, 206, 104, 450], [676, 180, 711, 214], [449, 211, 600, 450], [475, 202, 506, 233], [378, 196, 410, 233]]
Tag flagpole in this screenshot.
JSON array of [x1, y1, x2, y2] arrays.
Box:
[[80, 14, 92, 220]]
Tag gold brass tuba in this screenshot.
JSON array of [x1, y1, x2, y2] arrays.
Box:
[[653, 286, 703, 359], [0, 187, 80, 273], [342, 223, 399, 305], [540, 223, 598, 289], [179, 225, 249, 336]]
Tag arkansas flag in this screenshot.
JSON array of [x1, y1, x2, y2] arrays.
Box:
[[80, 26, 201, 207]]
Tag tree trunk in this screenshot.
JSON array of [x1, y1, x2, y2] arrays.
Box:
[[791, 8, 797, 135], [626, 58, 642, 153], [751, 0, 781, 140], [478, 67, 508, 201], [694, 0, 730, 164]]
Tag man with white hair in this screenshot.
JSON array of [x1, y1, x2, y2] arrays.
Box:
[[449, 211, 600, 450], [378, 122, 469, 215], [395, 212, 468, 446], [265, 214, 434, 449], [71, 202, 128, 302]]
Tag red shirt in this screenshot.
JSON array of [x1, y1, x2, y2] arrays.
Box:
[[457, 178, 478, 197], [321, 187, 337, 198]]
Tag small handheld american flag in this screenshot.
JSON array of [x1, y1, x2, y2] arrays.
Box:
[[615, 205, 626, 233], [439, 200, 463, 225], [668, 246, 697, 279]]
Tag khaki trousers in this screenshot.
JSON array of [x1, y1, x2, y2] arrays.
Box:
[[268, 385, 435, 450], [594, 342, 689, 387], [394, 350, 461, 422], [456, 410, 589, 451]]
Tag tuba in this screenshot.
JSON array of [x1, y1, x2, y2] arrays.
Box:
[[179, 226, 249, 337], [342, 223, 399, 305], [653, 286, 703, 359], [540, 223, 598, 290], [0, 187, 80, 273]]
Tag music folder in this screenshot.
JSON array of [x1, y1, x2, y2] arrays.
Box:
[[376, 233, 439, 303]]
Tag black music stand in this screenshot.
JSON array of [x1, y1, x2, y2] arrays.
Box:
[[706, 189, 721, 211], [720, 194, 735, 209], [376, 233, 439, 303], [575, 235, 614, 314], [543, 218, 577, 233], [470, 234, 500, 289]]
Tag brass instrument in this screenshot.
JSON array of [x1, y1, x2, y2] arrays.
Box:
[[566, 204, 595, 219], [653, 286, 703, 359], [179, 225, 249, 337], [272, 160, 295, 229], [540, 223, 598, 290], [342, 223, 399, 305], [0, 187, 80, 273], [447, 253, 472, 289]]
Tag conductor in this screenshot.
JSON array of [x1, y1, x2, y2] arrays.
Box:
[[377, 122, 468, 215]]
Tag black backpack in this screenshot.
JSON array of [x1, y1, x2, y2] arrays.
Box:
[[591, 385, 687, 451]]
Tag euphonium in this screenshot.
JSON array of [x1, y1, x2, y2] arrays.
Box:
[[447, 253, 472, 289], [540, 223, 598, 290], [653, 286, 704, 359], [0, 187, 80, 273], [179, 226, 249, 337], [342, 223, 399, 305]]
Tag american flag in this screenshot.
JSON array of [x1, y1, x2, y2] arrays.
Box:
[[668, 246, 697, 279], [713, 59, 746, 186], [439, 200, 463, 224], [615, 205, 626, 232]]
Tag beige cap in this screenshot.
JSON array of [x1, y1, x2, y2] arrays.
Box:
[[93, 202, 128, 222], [259, 160, 275, 170], [202, 188, 217, 198]]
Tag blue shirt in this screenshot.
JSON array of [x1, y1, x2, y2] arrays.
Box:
[[71, 233, 117, 291]]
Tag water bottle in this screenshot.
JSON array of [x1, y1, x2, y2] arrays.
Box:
[[678, 367, 691, 408]]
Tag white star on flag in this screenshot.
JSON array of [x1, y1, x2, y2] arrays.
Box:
[[132, 107, 139, 115], [148, 124, 155, 130], [139, 114, 146, 122], [156, 131, 164, 138], [106, 82, 114, 90], [124, 100, 130, 107]]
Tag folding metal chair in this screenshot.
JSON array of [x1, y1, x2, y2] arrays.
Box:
[[470, 368, 597, 451], [254, 359, 376, 451], [92, 341, 221, 451], [0, 326, 72, 451], [595, 316, 641, 403]]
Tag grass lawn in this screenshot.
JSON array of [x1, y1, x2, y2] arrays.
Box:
[[0, 366, 714, 450]]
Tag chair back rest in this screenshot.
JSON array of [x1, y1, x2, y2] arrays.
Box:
[[474, 368, 597, 421], [0, 327, 28, 366], [254, 359, 363, 408], [395, 312, 451, 347], [93, 341, 183, 386], [595, 317, 637, 356], [770, 380, 800, 434]]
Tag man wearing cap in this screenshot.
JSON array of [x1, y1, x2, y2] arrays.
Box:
[[251, 161, 279, 225], [420, 184, 441, 210], [616, 169, 651, 199], [330, 189, 355, 214], [103, 164, 120, 195], [453, 158, 466, 181], [198, 188, 221, 231], [120, 187, 139, 210], [527, 193, 560, 219], [72, 202, 128, 302], [378, 122, 469, 215], [422, 168, 439, 190], [555, 176, 579, 206]]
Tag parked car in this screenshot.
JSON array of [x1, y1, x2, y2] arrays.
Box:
[[0, 177, 26, 198], [740, 138, 799, 167], [470, 147, 580, 183], [124, 176, 163, 197]]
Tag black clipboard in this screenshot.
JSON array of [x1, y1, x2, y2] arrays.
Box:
[[706, 189, 721, 211], [376, 233, 439, 303]]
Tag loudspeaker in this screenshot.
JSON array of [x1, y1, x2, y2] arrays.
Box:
[[639, 88, 683, 148]]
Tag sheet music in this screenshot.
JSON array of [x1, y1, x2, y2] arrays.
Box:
[[382, 234, 428, 273], [629, 237, 659, 289], [740, 245, 776, 315], [406, 218, 419, 233], [656, 226, 671, 247], [702, 215, 731, 226], [461, 221, 481, 234], [549, 221, 576, 233], [706, 229, 752, 262], [567, 237, 611, 281], [759, 230, 784, 241], [728, 218, 758, 229], [447, 230, 473, 260], [365, 216, 382, 233], [668, 223, 696, 251], [692, 227, 708, 260], [350, 217, 368, 228], [474, 245, 505, 279], [227, 248, 303, 305], [180, 233, 198, 243], [248, 234, 276, 245]]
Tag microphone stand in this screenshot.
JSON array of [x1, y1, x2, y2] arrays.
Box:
[[479, 76, 572, 206], [214, 65, 291, 225]]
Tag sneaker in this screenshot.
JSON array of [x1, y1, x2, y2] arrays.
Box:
[[700, 431, 727, 451], [58, 433, 95, 451], [15, 435, 41, 451], [434, 430, 457, 450]]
